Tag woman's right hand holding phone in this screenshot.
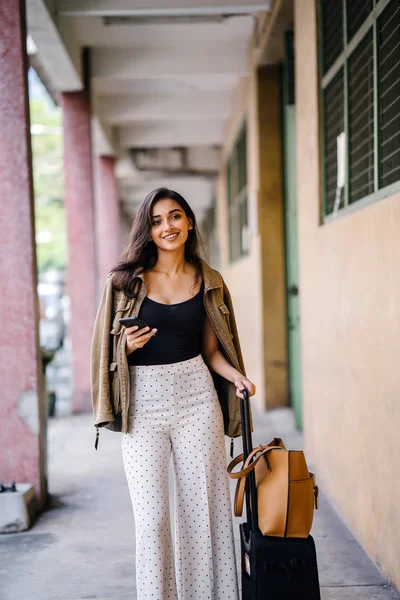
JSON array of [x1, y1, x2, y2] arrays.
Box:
[[124, 325, 157, 355]]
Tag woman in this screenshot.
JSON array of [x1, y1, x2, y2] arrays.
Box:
[[91, 187, 256, 600]]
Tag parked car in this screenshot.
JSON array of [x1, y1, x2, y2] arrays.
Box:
[[38, 281, 66, 351]]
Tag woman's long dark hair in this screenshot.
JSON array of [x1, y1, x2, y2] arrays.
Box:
[[110, 187, 204, 296]]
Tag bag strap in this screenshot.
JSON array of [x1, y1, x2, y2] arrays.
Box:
[[227, 437, 286, 478], [227, 445, 285, 479], [229, 446, 286, 516]]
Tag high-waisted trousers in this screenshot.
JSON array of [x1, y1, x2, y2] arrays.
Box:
[[121, 353, 239, 600]]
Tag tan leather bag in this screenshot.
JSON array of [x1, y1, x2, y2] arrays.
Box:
[[227, 437, 319, 538]]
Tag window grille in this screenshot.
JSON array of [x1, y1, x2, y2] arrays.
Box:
[[226, 123, 248, 261], [348, 29, 374, 203], [319, 0, 400, 219]]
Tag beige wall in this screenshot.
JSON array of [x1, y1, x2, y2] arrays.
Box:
[[295, 0, 400, 591]]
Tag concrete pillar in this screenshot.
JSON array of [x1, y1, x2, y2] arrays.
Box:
[[0, 0, 47, 505], [95, 156, 121, 292], [61, 91, 97, 413]]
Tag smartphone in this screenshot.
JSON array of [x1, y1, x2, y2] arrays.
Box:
[[119, 317, 150, 330]]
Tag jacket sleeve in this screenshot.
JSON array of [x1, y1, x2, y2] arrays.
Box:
[[223, 280, 254, 433], [222, 281, 247, 377], [90, 274, 115, 428]]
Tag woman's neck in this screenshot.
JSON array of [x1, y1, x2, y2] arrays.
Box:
[[151, 249, 188, 278]]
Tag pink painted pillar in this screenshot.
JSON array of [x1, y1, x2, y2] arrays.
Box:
[[61, 91, 97, 412], [95, 156, 121, 292], [0, 0, 47, 505]]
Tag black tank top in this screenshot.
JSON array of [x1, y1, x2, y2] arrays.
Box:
[[128, 280, 206, 366]]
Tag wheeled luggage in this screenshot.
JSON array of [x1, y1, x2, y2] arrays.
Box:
[[237, 389, 321, 599]]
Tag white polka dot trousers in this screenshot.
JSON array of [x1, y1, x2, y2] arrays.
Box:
[[121, 354, 239, 600]]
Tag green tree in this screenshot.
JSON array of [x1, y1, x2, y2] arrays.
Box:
[[29, 75, 66, 275]]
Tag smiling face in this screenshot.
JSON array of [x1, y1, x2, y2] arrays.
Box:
[[150, 197, 193, 252]]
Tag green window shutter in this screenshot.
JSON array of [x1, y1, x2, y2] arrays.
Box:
[[323, 68, 345, 214], [227, 158, 233, 206], [226, 159, 234, 262], [378, 0, 400, 189], [239, 196, 248, 255], [321, 0, 344, 73], [348, 28, 374, 204], [226, 121, 248, 262], [237, 126, 247, 193]]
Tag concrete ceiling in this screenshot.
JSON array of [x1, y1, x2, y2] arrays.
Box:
[[27, 0, 272, 220]]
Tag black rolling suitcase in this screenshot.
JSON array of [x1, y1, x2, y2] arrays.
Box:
[[238, 389, 321, 599]]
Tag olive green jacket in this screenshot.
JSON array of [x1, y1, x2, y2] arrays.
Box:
[[90, 258, 253, 445]]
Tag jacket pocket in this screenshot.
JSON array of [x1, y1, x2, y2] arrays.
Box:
[[109, 361, 121, 413], [218, 302, 234, 338], [111, 299, 132, 335]]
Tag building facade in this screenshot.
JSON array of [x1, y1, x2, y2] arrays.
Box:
[[216, 0, 400, 591]]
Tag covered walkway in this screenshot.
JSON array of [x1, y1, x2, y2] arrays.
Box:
[[2, 0, 400, 596]]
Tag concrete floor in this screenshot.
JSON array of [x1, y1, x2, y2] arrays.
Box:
[[0, 402, 399, 600]]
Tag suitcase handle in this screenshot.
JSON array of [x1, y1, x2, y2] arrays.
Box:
[[240, 388, 259, 534]]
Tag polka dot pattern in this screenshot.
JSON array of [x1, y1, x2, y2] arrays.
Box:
[[121, 354, 239, 600]]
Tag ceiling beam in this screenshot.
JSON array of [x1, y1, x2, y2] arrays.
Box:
[[58, 0, 271, 17], [62, 13, 254, 48], [91, 45, 249, 79], [117, 121, 224, 148], [91, 75, 238, 96], [95, 91, 233, 123]]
